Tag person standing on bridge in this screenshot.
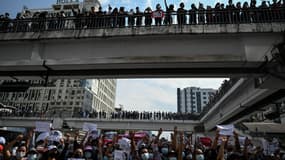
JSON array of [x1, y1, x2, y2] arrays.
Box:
[[152, 4, 164, 26], [135, 7, 143, 27], [144, 7, 153, 26], [164, 0, 175, 25], [177, 2, 187, 25]]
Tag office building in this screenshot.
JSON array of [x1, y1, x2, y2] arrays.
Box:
[[0, 79, 116, 117], [177, 87, 216, 114]]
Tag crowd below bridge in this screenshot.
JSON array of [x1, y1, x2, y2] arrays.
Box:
[[0, 126, 284, 160], [0, 0, 285, 32]]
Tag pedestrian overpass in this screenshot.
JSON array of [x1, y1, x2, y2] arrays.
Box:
[[0, 117, 200, 131], [0, 23, 284, 79]]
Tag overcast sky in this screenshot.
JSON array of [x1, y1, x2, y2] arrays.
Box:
[[115, 78, 225, 112], [0, 0, 228, 112]]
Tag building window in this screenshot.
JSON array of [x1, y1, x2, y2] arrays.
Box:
[[203, 92, 206, 95]]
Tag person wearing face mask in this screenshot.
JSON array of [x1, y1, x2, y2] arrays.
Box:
[[84, 146, 94, 160], [73, 148, 84, 159], [160, 144, 169, 160], [140, 147, 150, 160], [26, 148, 39, 160], [3, 134, 27, 160], [13, 145, 27, 160], [41, 145, 60, 160], [148, 148, 154, 160], [195, 149, 204, 160], [168, 150, 178, 160]]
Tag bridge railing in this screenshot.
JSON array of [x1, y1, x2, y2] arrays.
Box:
[[199, 78, 240, 118], [0, 7, 284, 33], [0, 110, 201, 121]]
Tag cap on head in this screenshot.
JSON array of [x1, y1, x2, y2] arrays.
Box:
[[48, 145, 57, 151], [0, 137, 6, 145]]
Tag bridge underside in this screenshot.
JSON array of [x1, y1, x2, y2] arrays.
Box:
[[0, 64, 263, 79], [202, 77, 285, 131], [0, 26, 283, 79]]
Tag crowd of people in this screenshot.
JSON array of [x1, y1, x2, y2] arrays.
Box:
[[0, 0, 285, 32], [0, 108, 200, 121], [0, 127, 284, 160]]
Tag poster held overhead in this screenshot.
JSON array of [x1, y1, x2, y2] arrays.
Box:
[[216, 124, 234, 136], [35, 121, 51, 132], [83, 123, 97, 132]]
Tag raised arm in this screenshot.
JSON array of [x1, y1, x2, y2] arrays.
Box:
[[233, 131, 241, 153], [211, 129, 219, 150], [164, 0, 169, 10], [216, 136, 227, 160], [171, 126, 178, 151], [243, 137, 250, 160], [4, 134, 24, 158], [129, 130, 137, 159], [155, 128, 163, 143], [177, 131, 184, 160]]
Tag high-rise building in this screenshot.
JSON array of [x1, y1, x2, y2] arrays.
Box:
[[0, 79, 116, 117], [21, 0, 101, 17], [177, 87, 216, 114]]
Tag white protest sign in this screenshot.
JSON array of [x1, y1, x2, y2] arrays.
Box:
[[35, 121, 51, 132], [83, 123, 97, 132], [114, 150, 126, 160], [217, 124, 234, 136], [238, 136, 246, 146]]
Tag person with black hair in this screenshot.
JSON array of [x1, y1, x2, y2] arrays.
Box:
[[226, 0, 236, 23], [128, 9, 135, 27], [198, 3, 205, 24], [152, 4, 164, 26], [177, 2, 187, 25], [189, 3, 198, 24], [144, 7, 152, 26], [135, 7, 143, 27], [164, 0, 175, 25]]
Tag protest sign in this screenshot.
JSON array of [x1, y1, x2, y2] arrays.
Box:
[[35, 121, 51, 132], [217, 124, 234, 136], [83, 123, 97, 132]]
